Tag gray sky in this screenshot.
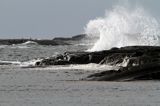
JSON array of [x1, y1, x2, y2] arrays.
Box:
[[0, 0, 160, 39]]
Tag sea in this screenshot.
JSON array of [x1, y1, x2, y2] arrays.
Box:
[[0, 42, 160, 106], [1, 3, 160, 106]]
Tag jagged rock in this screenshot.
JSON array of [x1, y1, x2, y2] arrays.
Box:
[[85, 62, 160, 81], [35, 46, 160, 81], [36, 46, 160, 65]]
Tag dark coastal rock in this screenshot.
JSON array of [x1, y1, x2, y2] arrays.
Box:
[[35, 46, 160, 81], [85, 62, 160, 81], [53, 34, 87, 41], [0, 39, 69, 46], [0, 34, 87, 46]]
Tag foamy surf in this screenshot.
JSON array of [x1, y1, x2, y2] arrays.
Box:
[[85, 5, 160, 51], [27, 63, 118, 73], [0, 59, 119, 71], [0, 60, 21, 65], [10, 45, 30, 49], [0, 59, 42, 68], [20, 59, 43, 68], [21, 41, 38, 45], [7, 41, 39, 49]]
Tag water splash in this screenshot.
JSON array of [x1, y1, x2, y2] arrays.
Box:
[[85, 5, 160, 51]]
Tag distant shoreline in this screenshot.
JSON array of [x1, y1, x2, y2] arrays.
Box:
[[0, 34, 87, 46]]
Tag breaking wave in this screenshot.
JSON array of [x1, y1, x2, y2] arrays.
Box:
[[0, 59, 42, 68], [21, 41, 38, 45], [0, 59, 119, 71], [9, 41, 38, 49], [85, 5, 160, 51], [0, 60, 21, 65]]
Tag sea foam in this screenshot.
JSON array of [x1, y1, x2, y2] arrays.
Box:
[[21, 41, 38, 45], [85, 5, 160, 51]]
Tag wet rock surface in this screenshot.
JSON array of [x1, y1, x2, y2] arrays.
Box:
[[36, 46, 160, 81]]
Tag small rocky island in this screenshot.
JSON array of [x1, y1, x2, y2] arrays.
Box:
[[35, 46, 160, 81]]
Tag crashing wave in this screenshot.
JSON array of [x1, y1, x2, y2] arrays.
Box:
[[85, 5, 160, 51]]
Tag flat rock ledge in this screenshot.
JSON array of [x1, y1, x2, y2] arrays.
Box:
[[35, 46, 160, 81]]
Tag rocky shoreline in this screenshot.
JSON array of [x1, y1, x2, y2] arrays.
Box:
[[0, 34, 86, 46], [35, 46, 160, 81]]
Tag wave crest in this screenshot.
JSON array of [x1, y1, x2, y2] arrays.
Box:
[[21, 41, 38, 45]]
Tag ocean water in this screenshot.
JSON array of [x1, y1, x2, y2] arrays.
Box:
[[0, 43, 160, 106], [1, 2, 160, 106]]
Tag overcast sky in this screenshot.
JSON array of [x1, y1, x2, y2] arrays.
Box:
[[0, 0, 160, 39]]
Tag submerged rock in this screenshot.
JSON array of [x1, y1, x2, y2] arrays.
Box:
[[35, 46, 160, 81]]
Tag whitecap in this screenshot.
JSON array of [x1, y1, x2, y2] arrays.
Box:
[[0, 60, 21, 65], [21, 41, 38, 45]]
